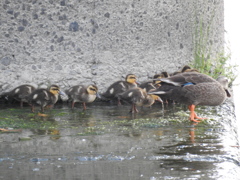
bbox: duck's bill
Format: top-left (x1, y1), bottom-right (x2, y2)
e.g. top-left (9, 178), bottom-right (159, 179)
top-left (148, 91), bottom-right (166, 95)
top-left (59, 91), bottom-right (69, 101)
top-left (96, 92), bottom-right (102, 99)
top-left (225, 89), bottom-right (231, 97)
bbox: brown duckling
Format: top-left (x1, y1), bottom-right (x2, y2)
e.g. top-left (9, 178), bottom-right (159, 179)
top-left (101, 74), bottom-right (138, 105)
top-left (153, 72), bottom-right (170, 88)
top-left (28, 85), bottom-right (64, 113)
top-left (66, 84), bottom-right (99, 110)
top-left (138, 72), bottom-right (169, 94)
top-left (118, 87), bottom-right (163, 113)
top-left (171, 65), bottom-right (199, 76)
top-left (149, 72), bottom-right (231, 122)
top-left (151, 72), bottom-right (170, 103)
top-left (138, 82), bottom-right (156, 92)
top-left (3, 84), bottom-right (36, 107)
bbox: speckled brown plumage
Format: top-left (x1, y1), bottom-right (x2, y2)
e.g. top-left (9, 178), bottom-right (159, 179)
top-left (66, 84), bottom-right (98, 110)
top-left (3, 84), bottom-right (36, 107)
top-left (28, 85), bottom-right (62, 113)
top-left (101, 74), bottom-right (138, 105)
top-left (118, 87), bottom-right (162, 113)
top-left (138, 82), bottom-right (156, 92)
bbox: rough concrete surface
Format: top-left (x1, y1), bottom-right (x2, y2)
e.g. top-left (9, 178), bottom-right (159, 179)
top-left (0, 0), bottom-right (224, 93)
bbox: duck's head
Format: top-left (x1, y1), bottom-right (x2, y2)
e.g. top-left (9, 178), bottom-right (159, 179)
top-left (49, 85), bottom-right (66, 97)
top-left (181, 65), bottom-right (192, 72)
top-left (153, 72), bottom-right (169, 86)
top-left (87, 84), bottom-right (98, 95)
top-left (216, 76), bottom-right (231, 97)
top-left (126, 74), bottom-right (138, 84)
top-left (49, 85), bottom-right (61, 95)
top-left (153, 74), bottom-right (162, 86)
top-left (181, 65), bottom-right (199, 73)
top-left (161, 71), bottom-right (170, 78)
top-left (184, 68), bottom-right (199, 73)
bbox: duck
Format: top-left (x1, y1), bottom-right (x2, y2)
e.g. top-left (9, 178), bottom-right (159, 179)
top-left (138, 72), bottom-right (169, 92)
top-left (65, 84), bottom-right (99, 110)
top-left (182, 65), bottom-right (199, 73)
top-left (28, 84), bottom-right (64, 113)
top-left (118, 87), bottom-right (163, 113)
top-left (151, 72), bottom-right (171, 103)
top-left (101, 74), bottom-right (138, 105)
top-left (138, 82), bottom-right (156, 92)
top-left (171, 65), bottom-right (199, 76)
top-left (2, 84), bottom-right (36, 107)
top-left (152, 72), bottom-right (170, 88)
top-left (149, 72), bottom-right (231, 122)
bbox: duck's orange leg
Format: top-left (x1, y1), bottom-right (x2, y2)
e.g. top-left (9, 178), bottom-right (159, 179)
top-left (31, 105), bottom-right (35, 112)
top-left (130, 104), bottom-right (138, 113)
top-left (188, 105), bottom-right (207, 122)
top-left (83, 102), bottom-right (87, 110)
top-left (71, 102), bottom-right (75, 109)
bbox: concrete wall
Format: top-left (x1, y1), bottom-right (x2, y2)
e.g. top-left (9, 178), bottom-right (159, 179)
top-left (0, 0), bottom-right (224, 93)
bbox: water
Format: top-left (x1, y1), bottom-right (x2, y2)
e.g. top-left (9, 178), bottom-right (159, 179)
top-left (0, 99), bottom-right (239, 180)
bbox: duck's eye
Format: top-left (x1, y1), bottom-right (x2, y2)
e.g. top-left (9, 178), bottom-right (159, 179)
top-left (90, 88), bottom-right (96, 91)
top-left (52, 88), bottom-right (59, 91)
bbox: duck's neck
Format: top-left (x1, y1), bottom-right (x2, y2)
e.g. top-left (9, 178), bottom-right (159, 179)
top-left (52, 94), bottom-right (59, 104)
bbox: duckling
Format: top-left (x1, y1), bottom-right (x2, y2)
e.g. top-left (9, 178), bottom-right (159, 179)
top-left (138, 72), bottom-right (169, 93)
top-left (181, 65), bottom-right (192, 73)
top-left (151, 72), bottom-right (171, 104)
top-left (28, 85), bottom-right (64, 113)
top-left (101, 74), bottom-right (138, 105)
top-left (3, 84), bottom-right (36, 107)
top-left (184, 68), bottom-right (199, 73)
top-left (118, 87), bottom-right (163, 113)
top-left (66, 84), bottom-right (99, 110)
top-left (138, 82), bottom-right (156, 92)
top-left (153, 72), bottom-right (170, 88)
top-left (170, 65), bottom-right (198, 76)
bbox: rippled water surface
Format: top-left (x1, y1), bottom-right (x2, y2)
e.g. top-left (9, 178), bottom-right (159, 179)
top-left (0, 99), bottom-right (239, 180)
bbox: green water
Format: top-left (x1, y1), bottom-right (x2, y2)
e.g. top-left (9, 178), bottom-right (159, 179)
top-left (0, 100), bottom-right (239, 180)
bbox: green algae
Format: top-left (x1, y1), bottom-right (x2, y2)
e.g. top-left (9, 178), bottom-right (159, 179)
top-left (0, 108), bottom-right (58, 130)
top-left (0, 103), bottom-right (223, 136)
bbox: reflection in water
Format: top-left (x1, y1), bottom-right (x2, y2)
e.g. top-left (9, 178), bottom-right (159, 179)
top-left (0, 101), bottom-right (239, 180)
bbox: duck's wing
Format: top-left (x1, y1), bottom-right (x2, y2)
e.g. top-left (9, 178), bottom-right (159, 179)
top-left (160, 72), bottom-right (216, 86)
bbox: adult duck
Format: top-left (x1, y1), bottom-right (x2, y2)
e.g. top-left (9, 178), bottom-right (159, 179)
top-left (149, 72), bottom-right (231, 122)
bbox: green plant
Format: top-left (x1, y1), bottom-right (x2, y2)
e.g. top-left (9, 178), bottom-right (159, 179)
top-left (192, 9), bottom-right (238, 86)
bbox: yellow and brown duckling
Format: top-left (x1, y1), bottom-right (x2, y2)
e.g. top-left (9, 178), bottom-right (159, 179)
top-left (101, 74), bottom-right (138, 105)
top-left (118, 87), bottom-right (163, 113)
top-left (3, 84), bottom-right (36, 107)
top-left (138, 82), bottom-right (156, 92)
top-left (28, 84), bottom-right (64, 113)
top-left (171, 65), bottom-right (199, 76)
top-left (66, 84), bottom-right (99, 110)
top-left (138, 72), bottom-right (169, 94)
top-left (153, 72), bottom-right (170, 88)
top-left (151, 72), bottom-right (170, 104)
top-left (182, 65), bottom-right (199, 73)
